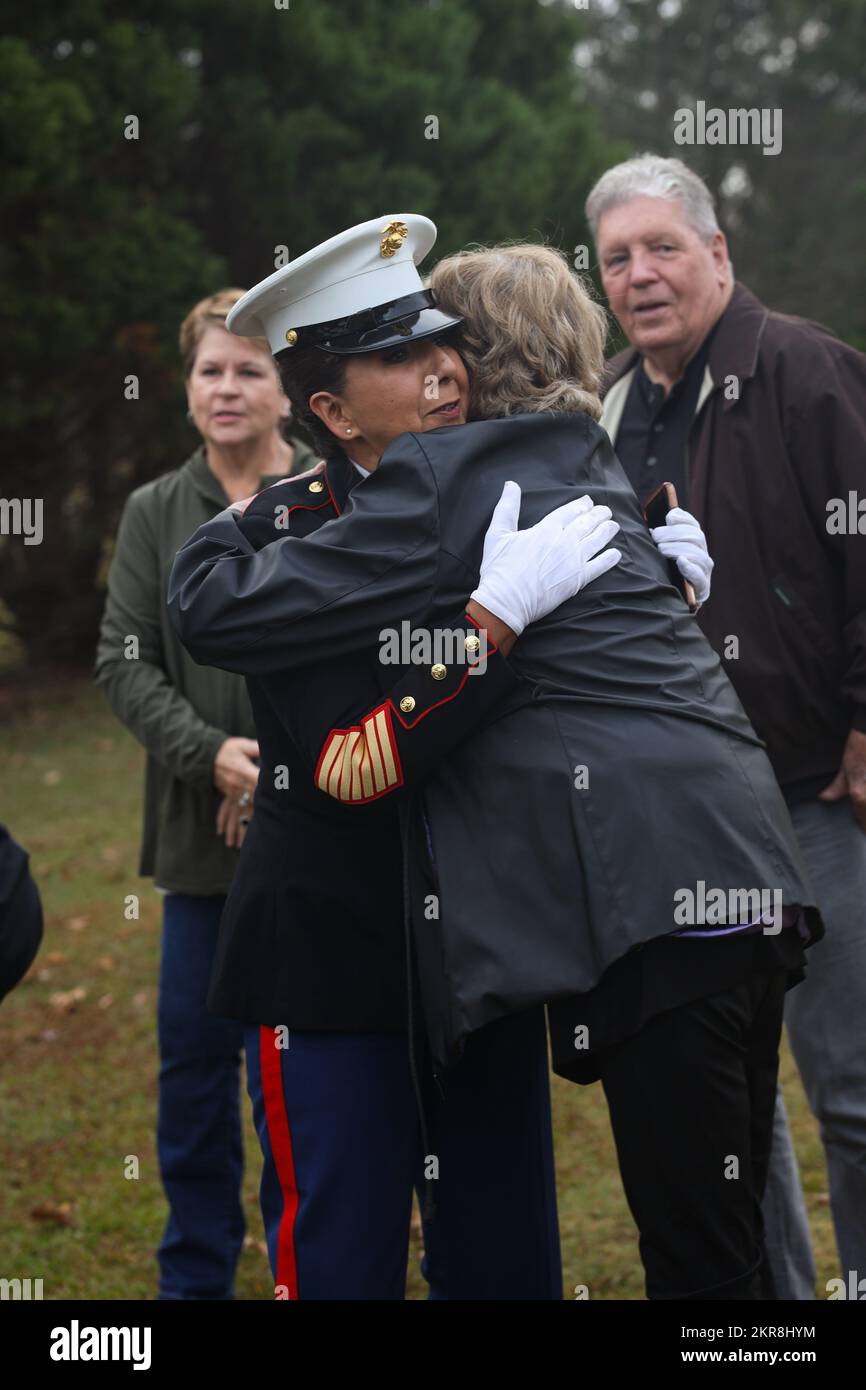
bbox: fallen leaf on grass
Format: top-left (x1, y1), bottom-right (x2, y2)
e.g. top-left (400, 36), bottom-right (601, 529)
top-left (46, 952), bottom-right (68, 965)
top-left (30, 1201), bottom-right (75, 1226)
top-left (131, 991), bottom-right (148, 1009)
top-left (97, 994), bottom-right (115, 1010)
top-left (64, 916), bottom-right (89, 933)
top-left (42, 769), bottom-right (62, 786)
top-left (95, 955), bottom-right (115, 972)
top-left (49, 987), bottom-right (87, 1013)
top-left (101, 847), bottom-right (120, 865)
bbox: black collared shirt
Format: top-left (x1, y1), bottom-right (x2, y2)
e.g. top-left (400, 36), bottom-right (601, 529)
top-left (615, 334), bottom-right (713, 508)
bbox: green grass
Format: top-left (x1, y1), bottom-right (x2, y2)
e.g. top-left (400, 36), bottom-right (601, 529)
top-left (0, 678), bottom-right (837, 1299)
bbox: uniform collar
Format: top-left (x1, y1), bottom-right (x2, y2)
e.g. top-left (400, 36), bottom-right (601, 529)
top-left (323, 451), bottom-right (365, 513)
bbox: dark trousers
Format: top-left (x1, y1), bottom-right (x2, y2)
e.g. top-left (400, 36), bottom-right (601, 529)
top-left (245, 1005), bottom-right (561, 1299)
top-left (157, 893), bottom-right (246, 1299)
top-left (599, 969), bottom-right (786, 1300)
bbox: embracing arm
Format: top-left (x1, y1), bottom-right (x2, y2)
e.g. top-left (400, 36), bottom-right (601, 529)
top-left (293, 606), bottom-right (529, 803)
top-left (169, 427), bottom-right (622, 796)
top-left (167, 440), bottom-right (440, 675)
top-left (286, 486), bottom-right (623, 803)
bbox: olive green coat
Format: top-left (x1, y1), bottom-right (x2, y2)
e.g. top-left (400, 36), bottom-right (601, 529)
top-left (94, 438), bottom-right (317, 894)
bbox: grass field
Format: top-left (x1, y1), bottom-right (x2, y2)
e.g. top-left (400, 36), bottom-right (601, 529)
top-left (0, 676), bottom-right (837, 1300)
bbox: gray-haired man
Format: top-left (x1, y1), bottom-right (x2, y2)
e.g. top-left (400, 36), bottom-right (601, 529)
top-left (587, 153), bottom-right (866, 1300)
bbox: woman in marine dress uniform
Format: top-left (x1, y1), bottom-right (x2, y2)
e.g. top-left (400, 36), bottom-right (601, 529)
top-left (170, 217), bottom-right (817, 1299)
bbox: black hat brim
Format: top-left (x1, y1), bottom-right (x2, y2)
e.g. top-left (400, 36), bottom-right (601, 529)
top-left (317, 307), bottom-right (463, 355)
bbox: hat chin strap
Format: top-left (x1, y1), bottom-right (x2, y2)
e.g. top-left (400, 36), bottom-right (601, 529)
top-left (279, 290), bottom-right (437, 353)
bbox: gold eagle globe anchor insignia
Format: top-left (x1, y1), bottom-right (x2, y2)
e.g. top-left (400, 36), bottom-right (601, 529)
top-left (379, 220), bottom-right (409, 258)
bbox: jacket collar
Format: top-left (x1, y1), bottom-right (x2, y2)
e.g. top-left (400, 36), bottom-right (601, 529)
top-left (323, 450), bottom-right (364, 514)
top-left (602, 282), bottom-right (770, 419)
top-left (182, 437), bottom-right (318, 509)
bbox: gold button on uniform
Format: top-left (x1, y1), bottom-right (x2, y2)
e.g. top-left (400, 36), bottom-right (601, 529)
top-left (431, 664), bottom-right (447, 680)
top-left (400, 696), bottom-right (416, 713)
top-left (464, 635), bottom-right (481, 654)
top-left (308, 479), bottom-right (325, 493)
top-left (285, 329), bottom-right (298, 346)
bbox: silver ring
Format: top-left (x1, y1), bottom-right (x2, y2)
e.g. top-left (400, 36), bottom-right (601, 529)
top-left (239, 815), bottom-right (251, 827)
top-left (239, 792), bottom-right (251, 807)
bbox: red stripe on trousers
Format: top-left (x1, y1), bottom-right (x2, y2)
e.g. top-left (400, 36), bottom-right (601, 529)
top-left (259, 1025), bottom-right (300, 1299)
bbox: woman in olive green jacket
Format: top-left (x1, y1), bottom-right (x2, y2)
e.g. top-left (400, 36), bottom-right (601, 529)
top-left (94, 288), bottom-right (315, 1300)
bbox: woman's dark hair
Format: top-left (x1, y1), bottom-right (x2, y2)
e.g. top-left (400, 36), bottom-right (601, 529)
top-left (275, 346), bottom-right (348, 458)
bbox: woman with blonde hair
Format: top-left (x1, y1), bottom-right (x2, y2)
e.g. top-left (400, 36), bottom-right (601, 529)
top-left (430, 241), bottom-right (608, 421)
top-left (170, 220), bottom-right (819, 1300)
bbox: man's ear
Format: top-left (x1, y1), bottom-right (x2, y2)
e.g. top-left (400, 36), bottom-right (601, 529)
top-left (710, 230), bottom-right (731, 285)
top-left (309, 391), bottom-right (352, 442)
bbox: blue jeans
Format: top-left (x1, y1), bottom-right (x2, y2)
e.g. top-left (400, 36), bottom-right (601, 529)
top-left (156, 893), bottom-right (245, 1299)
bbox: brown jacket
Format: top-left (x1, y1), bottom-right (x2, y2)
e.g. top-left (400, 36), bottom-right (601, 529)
top-left (601, 282), bottom-right (866, 787)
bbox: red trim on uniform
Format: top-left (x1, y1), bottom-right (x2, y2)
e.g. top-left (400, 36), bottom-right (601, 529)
top-left (388, 614), bottom-right (499, 729)
top-left (313, 735), bottom-right (332, 791)
top-left (312, 614), bottom-right (502, 801)
top-left (375, 700), bottom-right (401, 774)
top-left (322, 464), bottom-right (342, 516)
top-left (259, 1025), bottom-right (300, 1299)
top-left (313, 704), bottom-right (405, 804)
top-left (233, 461), bottom-right (334, 519)
top-left (389, 671), bottom-right (470, 730)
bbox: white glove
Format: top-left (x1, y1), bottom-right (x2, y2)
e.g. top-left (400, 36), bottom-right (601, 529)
top-left (470, 481), bottom-right (622, 636)
top-left (650, 506), bottom-right (714, 608)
